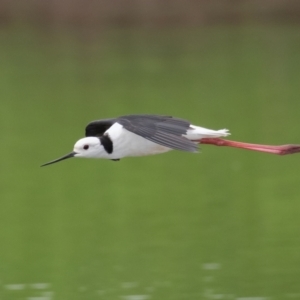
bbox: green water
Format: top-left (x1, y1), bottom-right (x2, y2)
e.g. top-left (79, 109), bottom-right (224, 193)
top-left (1, 25), bottom-right (300, 300)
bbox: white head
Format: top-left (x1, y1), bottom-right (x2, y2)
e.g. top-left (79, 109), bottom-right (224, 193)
top-left (73, 137), bottom-right (102, 158)
top-left (41, 137), bottom-right (106, 167)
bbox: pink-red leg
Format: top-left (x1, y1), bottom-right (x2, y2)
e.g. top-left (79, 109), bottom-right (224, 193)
top-left (195, 138), bottom-right (300, 155)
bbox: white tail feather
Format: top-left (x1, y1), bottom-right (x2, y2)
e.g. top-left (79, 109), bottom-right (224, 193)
top-left (185, 125), bottom-right (230, 140)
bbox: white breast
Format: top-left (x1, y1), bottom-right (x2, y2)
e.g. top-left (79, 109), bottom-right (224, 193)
top-left (105, 123), bottom-right (171, 159)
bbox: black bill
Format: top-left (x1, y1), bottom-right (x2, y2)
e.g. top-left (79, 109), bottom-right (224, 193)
top-left (41, 151), bottom-right (76, 167)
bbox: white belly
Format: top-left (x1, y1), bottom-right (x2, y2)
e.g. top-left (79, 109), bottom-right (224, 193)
top-left (104, 124), bottom-right (171, 159)
top-left (113, 130), bottom-right (171, 158)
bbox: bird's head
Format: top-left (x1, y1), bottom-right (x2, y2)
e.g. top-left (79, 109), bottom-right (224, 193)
top-left (41, 137), bottom-right (102, 167)
top-left (73, 137), bottom-right (102, 158)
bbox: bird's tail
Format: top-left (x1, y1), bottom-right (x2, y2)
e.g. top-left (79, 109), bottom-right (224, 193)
top-left (186, 125), bottom-right (230, 140)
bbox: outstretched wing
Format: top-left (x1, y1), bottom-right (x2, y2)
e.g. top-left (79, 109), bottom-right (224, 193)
top-left (117, 114), bottom-right (198, 152)
top-left (85, 118), bottom-right (117, 137)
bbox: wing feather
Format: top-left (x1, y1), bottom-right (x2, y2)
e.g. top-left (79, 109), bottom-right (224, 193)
top-left (117, 114), bottom-right (198, 152)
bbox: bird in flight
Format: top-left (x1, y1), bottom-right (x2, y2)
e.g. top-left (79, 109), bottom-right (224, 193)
top-left (41, 114), bottom-right (300, 167)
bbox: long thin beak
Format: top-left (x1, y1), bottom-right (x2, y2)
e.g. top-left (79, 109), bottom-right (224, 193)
top-left (41, 151), bottom-right (76, 167)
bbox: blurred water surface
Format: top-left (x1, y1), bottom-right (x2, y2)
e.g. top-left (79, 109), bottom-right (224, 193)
top-left (1, 25), bottom-right (300, 300)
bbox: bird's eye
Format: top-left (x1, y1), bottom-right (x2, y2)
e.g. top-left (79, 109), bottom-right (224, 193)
top-left (83, 145), bottom-right (89, 150)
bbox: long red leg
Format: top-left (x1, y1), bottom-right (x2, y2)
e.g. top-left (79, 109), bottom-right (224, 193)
top-left (196, 138), bottom-right (300, 155)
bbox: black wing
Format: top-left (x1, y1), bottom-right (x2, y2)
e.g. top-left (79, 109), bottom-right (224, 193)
top-left (85, 118), bottom-right (117, 137)
top-left (117, 114), bottom-right (198, 152)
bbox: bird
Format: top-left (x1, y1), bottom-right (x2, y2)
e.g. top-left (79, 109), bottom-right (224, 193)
top-left (41, 114), bottom-right (300, 167)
